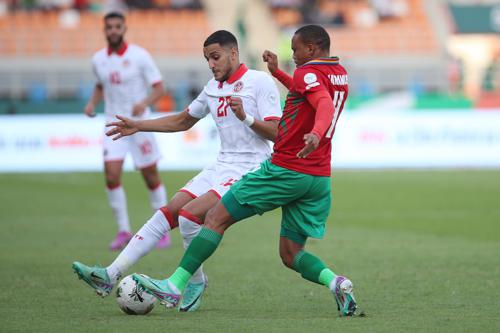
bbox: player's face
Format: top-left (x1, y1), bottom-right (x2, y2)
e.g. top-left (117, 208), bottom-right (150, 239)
top-left (203, 43), bottom-right (237, 82)
top-left (104, 17), bottom-right (126, 48)
top-left (291, 34), bottom-right (314, 67)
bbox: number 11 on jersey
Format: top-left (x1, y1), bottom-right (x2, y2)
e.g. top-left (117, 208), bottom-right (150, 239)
top-left (325, 91), bottom-right (345, 138)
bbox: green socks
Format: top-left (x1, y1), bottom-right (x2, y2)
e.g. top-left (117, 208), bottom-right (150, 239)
top-left (168, 267), bottom-right (192, 292)
top-left (170, 227), bottom-right (223, 291)
top-left (292, 250), bottom-right (337, 287)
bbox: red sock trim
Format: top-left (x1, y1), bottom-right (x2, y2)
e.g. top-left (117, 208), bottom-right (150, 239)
top-left (160, 206), bottom-right (178, 229)
top-left (148, 182), bottom-right (163, 191)
top-left (106, 183), bottom-right (121, 190)
top-left (179, 209), bottom-right (203, 225)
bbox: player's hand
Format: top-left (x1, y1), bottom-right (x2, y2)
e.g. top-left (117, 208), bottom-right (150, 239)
top-left (262, 50), bottom-right (279, 74)
top-left (84, 103), bottom-right (96, 118)
top-left (132, 101), bottom-right (147, 117)
top-left (228, 97), bottom-right (246, 121)
top-left (105, 115), bottom-right (139, 140)
top-left (297, 133), bottom-right (320, 158)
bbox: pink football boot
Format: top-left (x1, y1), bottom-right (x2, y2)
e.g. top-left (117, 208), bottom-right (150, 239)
top-left (156, 233), bottom-right (171, 249)
top-left (109, 231), bottom-right (133, 251)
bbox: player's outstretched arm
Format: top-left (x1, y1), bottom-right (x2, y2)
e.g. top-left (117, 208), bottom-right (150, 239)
top-left (262, 50), bottom-right (293, 90)
top-left (229, 97), bottom-right (279, 141)
top-left (106, 109), bottom-right (199, 140)
top-left (83, 84), bottom-right (103, 118)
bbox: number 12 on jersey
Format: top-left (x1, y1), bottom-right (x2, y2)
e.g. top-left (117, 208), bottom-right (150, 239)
top-left (325, 91), bottom-right (345, 138)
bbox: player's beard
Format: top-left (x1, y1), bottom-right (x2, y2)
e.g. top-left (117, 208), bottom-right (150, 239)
top-left (217, 59), bottom-right (234, 82)
top-left (107, 35), bottom-right (124, 50)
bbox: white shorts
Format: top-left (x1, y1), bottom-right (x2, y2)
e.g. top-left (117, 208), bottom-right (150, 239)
top-left (180, 160), bottom-right (261, 199)
top-left (103, 131), bottom-right (161, 169)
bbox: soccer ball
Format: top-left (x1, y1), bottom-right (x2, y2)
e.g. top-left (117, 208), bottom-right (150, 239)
top-left (116, 274), bottom-right (156, 315)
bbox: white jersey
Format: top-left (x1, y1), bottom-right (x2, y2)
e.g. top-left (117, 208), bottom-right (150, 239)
top-left (188, 64), bottom-right (282, 164)
top-left (92, 43), bottom-right (162, 120)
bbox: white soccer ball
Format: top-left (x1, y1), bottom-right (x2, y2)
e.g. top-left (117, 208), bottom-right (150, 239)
top-left (116, 274), bottom-right (157, 315)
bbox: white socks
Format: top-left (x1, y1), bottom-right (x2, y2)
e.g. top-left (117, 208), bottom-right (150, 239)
top-left (106, 185), bottom-right (130, 232)
top-left (179, 212), bottom-right (206, 284)
top-left (149, 183), bottom-right (167, 211)
top-left (106, 209), bottom-right (172, 283)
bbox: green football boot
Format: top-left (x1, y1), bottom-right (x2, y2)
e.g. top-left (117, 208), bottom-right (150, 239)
top-left (179, 280), bottom-right (207, 312)
top-left (72, 261), bottom-right (114, 297)
top-left (132, 273), bottom-right (181, 308)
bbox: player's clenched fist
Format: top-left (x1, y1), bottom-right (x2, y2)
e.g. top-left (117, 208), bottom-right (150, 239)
top-left (228, 96), bottom-right (246, 121)
top-left (262, 50), bottom-right (279, 74)
top-left (106, 115), bottom-right (139, 140)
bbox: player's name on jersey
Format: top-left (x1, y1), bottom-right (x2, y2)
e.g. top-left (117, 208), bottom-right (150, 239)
top-left (328, 74), bottom-right (348, 86)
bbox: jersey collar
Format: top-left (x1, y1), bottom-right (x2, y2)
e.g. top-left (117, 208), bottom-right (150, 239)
top-left (218, 63), bottom-right (248, 88)
top-left (302, 56), bottom-right (339, 66)
top-left (107, 42), bottom-right (128, 56)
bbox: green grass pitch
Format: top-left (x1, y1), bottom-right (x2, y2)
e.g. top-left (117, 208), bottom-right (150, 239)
top-left (1, 170), bottom-right (499, 332)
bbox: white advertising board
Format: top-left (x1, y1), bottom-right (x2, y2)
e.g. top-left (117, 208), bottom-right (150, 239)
top-left (332, 111), bottom-right (500, 168)
top-left (1, 111), bottom-right (499, 172)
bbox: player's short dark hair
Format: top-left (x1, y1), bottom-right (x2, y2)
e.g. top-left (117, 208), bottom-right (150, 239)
top-left (104, 12), bottom-right (125, 22)
top-left (294, 25), bottom-right (330, 51)
top-left (203, 30), bottom-right (238, 49)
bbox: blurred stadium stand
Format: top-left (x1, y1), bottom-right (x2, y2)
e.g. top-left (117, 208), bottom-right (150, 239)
top-left (0, 0), bottom-right (498, 114)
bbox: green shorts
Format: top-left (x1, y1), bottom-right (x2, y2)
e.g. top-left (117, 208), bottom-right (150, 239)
top-left (221, 159), bottom-right (331, 244)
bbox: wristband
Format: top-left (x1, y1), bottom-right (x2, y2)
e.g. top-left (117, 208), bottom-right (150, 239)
top-left (242, 114), bottom-right (255, 126)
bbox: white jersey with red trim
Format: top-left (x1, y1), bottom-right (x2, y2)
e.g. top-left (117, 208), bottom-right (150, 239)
top-left (92, 43), bottom-right (162, 120)
top-left (188, 64), bottom-right (282, 164)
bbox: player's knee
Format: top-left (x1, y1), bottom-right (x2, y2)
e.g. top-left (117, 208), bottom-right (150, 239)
top-left (204, 207), bottom-right (228, 234)
top-left (105, 178), bottom-right (120, 188)
top-left (143, 173), bottom-right (160, 189)
top-left (105, 171), bottom-right (121, 186)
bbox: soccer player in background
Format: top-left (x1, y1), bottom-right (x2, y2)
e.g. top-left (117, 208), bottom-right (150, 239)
top-left (133, 25), bottom-right (361, 317)
top-left (73, 30), bottom-right (282, 312)
top-left (84, 12), bottom-right (170, 251)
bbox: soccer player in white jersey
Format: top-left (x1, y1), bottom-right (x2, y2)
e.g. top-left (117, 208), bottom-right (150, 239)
top-left (84, 12), bottom-right (170, 251)
top-left (73, 30), bottom-right (282, 312)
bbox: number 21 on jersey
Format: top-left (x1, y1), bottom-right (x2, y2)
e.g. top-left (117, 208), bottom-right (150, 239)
top-left (217, 96), bottom-right (231, 117)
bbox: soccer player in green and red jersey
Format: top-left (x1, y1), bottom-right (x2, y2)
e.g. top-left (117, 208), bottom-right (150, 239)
top-left (133, 25), bottom-right (360, 317)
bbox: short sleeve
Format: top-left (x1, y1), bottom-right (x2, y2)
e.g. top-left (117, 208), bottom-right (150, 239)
top-left (140, 50), bottom-right (163, 86)
top-left (293, 67), bottom-right (327, 95)
top-left (187, 88), bottom-right (210, 119)
top-left (256, 73), bottom-right (282, 121)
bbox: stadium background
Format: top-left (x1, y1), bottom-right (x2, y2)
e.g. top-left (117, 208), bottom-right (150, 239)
top-left (0, 1), bottom-right (499, 332)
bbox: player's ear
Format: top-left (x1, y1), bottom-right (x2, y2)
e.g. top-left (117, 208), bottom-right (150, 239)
top-left (231, 46), bottom-right (238, 61)
top-left (307, 43), bottom-right (315, 56)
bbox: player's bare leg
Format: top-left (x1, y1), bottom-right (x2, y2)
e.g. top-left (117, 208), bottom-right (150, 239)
top-left (133, 201), bottom-right (235, 308)
top-left (280, 236), bottom-right (359, 317)
top-left (177, 191), bottom-right (220, 311)
top-left (140, 163), bottom-right (170, 248)
top-left (105, 160), bottom-right (132, 250)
